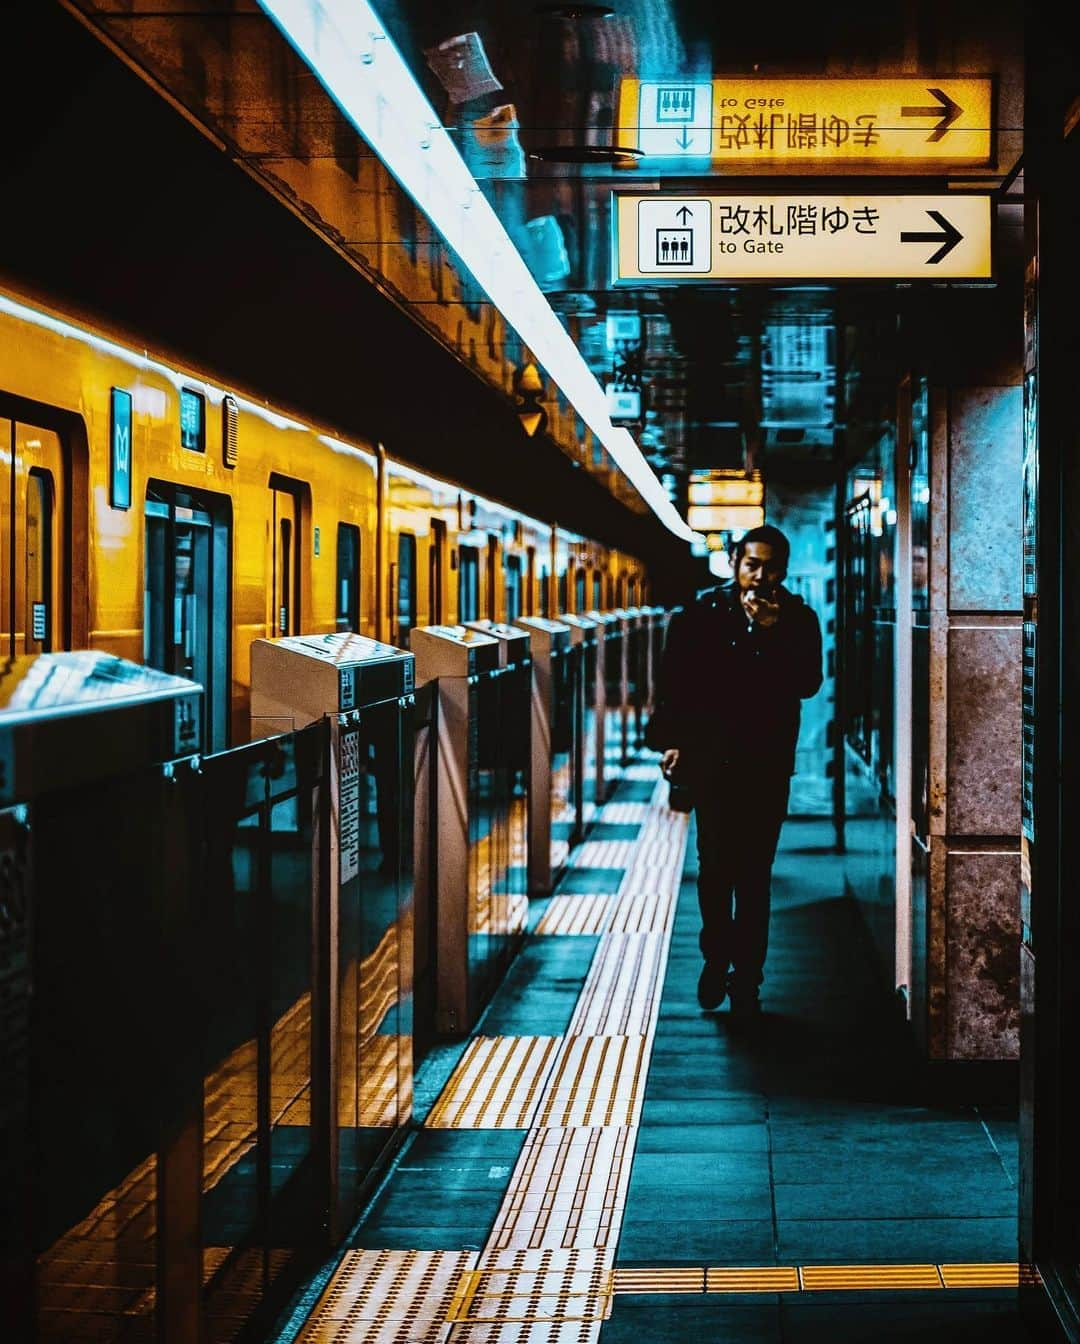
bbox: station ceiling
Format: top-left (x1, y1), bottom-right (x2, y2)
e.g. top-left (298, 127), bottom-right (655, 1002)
top-left (372, 0), bottom-right (1022, 503)
top-left (39, 0), bottom-right (1024, 535)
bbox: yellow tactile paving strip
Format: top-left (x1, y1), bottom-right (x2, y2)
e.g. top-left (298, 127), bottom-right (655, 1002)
top-left (426, 1036), bottom-right (562, 1130)
top-left (535, 894), bottom-right (614, 936)
top-left (489, 1128), bottom-right (635, 1252)
top-left (606, 887), bottom-right (676, 934)
top-left (296, 1249), bottom-right (478, 1344)
top-left (569, 840), bottom-right (637, 871)
top-left (606, 1263), bottom-right (1022, 1295)
top-left (566, 934), bottom-right (666, 1038)
top-left (534, 1035), bottom-right (650, 1129)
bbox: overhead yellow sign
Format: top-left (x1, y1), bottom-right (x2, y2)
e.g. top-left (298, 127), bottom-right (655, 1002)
top-left (614, 194), bottom-right (993, 282)
top-left (617, 78), bottom-right (993, 165)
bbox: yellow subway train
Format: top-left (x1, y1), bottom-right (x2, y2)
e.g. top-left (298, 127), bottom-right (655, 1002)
top-left (0, 283), bottom-right (649, 751)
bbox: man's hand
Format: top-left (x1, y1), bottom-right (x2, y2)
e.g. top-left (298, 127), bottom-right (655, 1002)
top-left (742, 587), bottom-right (781, 628)
top-left (661, 748), bottom-right (680, 776)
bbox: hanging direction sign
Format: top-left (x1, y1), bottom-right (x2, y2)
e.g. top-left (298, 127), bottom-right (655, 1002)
top-left (634, 80), bottom-right (714, 158)
top-left (613, 194), bottom-right (992, 282)
top-left (618, 77), bottom-right (993, 165)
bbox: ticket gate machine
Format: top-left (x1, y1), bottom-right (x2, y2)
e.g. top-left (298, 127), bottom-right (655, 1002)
top-left (560, 613), bottom-right (598, 835)
top-left (250, 631), bottom-right (416, 1233)
top-left (513, 616), bottom-right (572, 895)
top-left (464, 619), bottom-right (532, 925)
top-left (586, 611), bottom-right (618, 803)
top-left (410, 624), bottom-right (514, 1035)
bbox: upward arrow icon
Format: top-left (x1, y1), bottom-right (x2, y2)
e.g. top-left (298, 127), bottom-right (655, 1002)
top-left (675, 206), bottom-right (693, 224)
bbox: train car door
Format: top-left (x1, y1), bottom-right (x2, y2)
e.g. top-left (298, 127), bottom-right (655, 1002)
top-left (1, 417), bottom-right (68, 657)
top-left (144, 481), bottom-right (231, 753)
top-left (429, 518), bottom-right (446, 625)
top-left (270, 482), bottom-right (302, 638)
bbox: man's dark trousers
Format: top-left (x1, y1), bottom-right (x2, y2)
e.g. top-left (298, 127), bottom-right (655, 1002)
top-left (693, 769), bottom-right (791, 990)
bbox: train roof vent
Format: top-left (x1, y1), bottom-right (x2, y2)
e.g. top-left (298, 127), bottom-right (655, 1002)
top-left (222, 395), bottom-right (239, 468)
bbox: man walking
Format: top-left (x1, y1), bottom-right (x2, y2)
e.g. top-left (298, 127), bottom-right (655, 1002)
top-left (648, 525), bottom-right (822, 1017)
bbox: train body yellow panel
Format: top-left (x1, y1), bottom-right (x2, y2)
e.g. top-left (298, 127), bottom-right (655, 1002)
top-left (0, 284), bottom-right (647, 751)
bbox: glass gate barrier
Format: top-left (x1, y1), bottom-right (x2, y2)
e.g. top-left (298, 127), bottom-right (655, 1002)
top-left (560, 614), bottom-right (598, 839)
top-left (465, 620), bottom-right (531, 953)
top-left (250, 632), bottom-right (415, 1239)
top-left (411, 624), bottom-right (514, 1035)
top-left (512, 616), bottom-right (572, 895)
top-left (586, 611), bottom-right (618, 804)
top-left (0, 653), bottom-right (203, 1344)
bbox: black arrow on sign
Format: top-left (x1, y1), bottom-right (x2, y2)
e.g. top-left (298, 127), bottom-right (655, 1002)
top-left (900, 209), bottom-right (963, 264)
top-left (675, 129), bottom-right (694, 149)
top-left (675, 205), bottom-right (693, 223)
top-left (900, 87), bottom-right (963, 142)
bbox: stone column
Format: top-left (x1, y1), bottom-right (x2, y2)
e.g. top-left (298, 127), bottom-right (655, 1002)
top-left (926, 378), bottom-right (1023, 1059)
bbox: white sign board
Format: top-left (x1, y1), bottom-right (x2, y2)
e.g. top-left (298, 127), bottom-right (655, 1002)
top-left (614, 194), bottom-right (992, 282)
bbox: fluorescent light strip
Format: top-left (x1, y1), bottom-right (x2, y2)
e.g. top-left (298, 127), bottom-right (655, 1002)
top-left (256, 0), bottom-right (698, 544)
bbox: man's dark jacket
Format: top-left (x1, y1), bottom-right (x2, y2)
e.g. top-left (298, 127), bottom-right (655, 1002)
top-left (646, 582), bottom-right (823, 780)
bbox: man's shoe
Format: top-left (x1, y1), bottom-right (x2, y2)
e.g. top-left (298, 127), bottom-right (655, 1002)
top-left (697, 962), bottom-right (728, 1010)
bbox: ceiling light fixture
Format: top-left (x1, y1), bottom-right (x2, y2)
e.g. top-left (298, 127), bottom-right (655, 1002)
top-left (257, 0), bottom-right (696, 543)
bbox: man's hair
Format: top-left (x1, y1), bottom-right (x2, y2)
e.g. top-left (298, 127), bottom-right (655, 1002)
top-left (732, 524), bottom-right (791, 575)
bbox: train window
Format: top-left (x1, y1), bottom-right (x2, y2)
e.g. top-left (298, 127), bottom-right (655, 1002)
top-left (486, 536), bottom-right (498, 621)
top-left (336, 523), bottom-right (361, 632)
top-left (145, 481), bottom-right (231, 753)
top-left (628, 576), bottom-right (638, 606)
top-left (429, 519), bottom-right (446, 624)
top-left (526, 547), bottom-right (536, 615)
top-left (593, 570), bottom-right (602, 611)
top-left (179, 388), bottom-right (206, 453)
top-left (575, 567), bottom-right (587, 613)
top-left (505, 555), bottom-right (522, 622)
top-left (606, 576), bottom-right (615, 608)
top-left (396, 532), bottom-right (417, 648)
top-left (458, 545), bottom-right (480, 623)
top-left (540, 571), bottom-right (551, 618)
top-left (558, 570), bottom-right (568, 615)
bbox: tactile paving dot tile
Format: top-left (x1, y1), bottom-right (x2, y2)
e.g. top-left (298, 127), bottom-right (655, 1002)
top-left (298, 1249), bottom-right (478, 1344)
top-left (426, 1037), bottom-right (562, 1129)
top-left (489, 1127), bottom-right (635, 1251)
top-left (448, 1247), bottom-right (613, 1327)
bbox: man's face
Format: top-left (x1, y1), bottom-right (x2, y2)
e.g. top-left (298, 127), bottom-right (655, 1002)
top-left (736, 541), bottom-right (785, 595)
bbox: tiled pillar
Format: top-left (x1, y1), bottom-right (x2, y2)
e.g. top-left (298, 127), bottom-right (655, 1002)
top-left (927, 385), bottom-right (1023, 1059)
